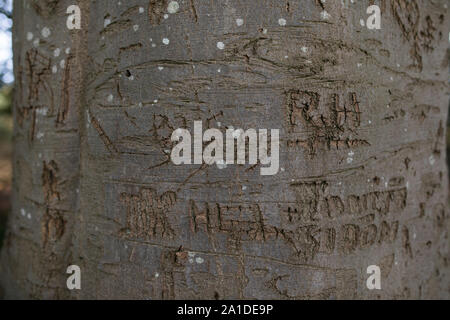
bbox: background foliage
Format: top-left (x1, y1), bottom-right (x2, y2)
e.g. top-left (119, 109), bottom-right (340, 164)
top-left (0, 0), bottom-right (11, 249)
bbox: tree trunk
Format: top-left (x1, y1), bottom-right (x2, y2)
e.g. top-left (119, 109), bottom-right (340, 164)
top-left (1, 0), bottom-right (449, 299)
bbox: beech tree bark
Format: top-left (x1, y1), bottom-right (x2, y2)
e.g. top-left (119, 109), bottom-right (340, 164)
top-left (0, 0), bottom-right (449, 299)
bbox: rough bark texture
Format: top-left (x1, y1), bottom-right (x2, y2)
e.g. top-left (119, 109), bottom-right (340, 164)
top-left (0, 0), bottom-right (449, 299)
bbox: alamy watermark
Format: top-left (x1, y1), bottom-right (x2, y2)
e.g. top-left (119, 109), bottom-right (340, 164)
top-left (366, 265), bottom-right (381, 290)
top-left (66, 5), bottom-right (81, 30)
top-left (64, 3), bottom-right (381, 31)
top-left (170, 121), bottom-right (280, 176)
top-left (66, 265), bottom-right (81, 290)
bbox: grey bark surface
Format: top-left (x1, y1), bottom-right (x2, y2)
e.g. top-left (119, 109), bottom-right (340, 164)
top-left (0, 0), bottom-right (449, 299)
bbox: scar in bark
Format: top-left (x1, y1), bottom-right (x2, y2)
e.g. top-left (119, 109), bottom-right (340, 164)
top-left (89, 113), bottom-right (119, 154)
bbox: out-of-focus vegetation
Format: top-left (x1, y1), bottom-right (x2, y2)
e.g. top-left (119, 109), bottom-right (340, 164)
top-left (0, 0), bottom-right (11, 250)
top-left (0, 84), bottom-right (11, 249)
top-left (0, 84), bottom-right (12, 143)
top-left (0, 84), bottom-right (11, 111)
top-left (0, 85), bottom-right (12, 249)
top-left (0, 84), bottom-right (12, 141)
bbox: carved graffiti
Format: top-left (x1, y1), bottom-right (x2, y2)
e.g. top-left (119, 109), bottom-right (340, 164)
top-left (120, 188), bottom-right (177, 240)
top-left (286, 90), bottom-right (368, 155)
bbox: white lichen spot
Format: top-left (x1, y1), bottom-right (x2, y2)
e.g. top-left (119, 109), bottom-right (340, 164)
top-left (162, 37), bottom-right (170, 45)
top-left (195, 257), bottom-right (204, 264)
top-left (164, 14), bottom-right (169, 19)
top-left (104, 18), bottom-right (111, 28)
top-left (167, 1), bottom-right (180, 14)
top-left (347, 151), bottom-right (354, 164)
top-left (37, 108), bottom-right (48, 116)
top-left (216, 159), bottom-right (227, 169)
top-left (320, 10), bottom-right (331, 20)
top-left (139, 7), bottom-right (144, 13)
top-left (53, 48), bottom-right (61, 57)
top-left (33, 38), bottom-right (40, 47)
top-left (188, 251), bottom-right (195, 258)
top-left (236, 18), bottom-right (244, 26)
top-left (60, 59), bottom-right (65, 68)
top-left (65, 47), bottom-right (71, 54)
top-left (429, 155), bottom-right (435, 166)
top-left (217, 68), bottom-right (221, 73)
top-left (155, 272), bottom-right (159, 278)
top-left (52, 65), bottom-right (57, 74)
top-left (26, 32), bottom-right (33, 41)
top-left (41, 27), bottom-right (51, 38)
top-left (301, 46), bottom-right (308, 53)
top-left (20, 208), bottom-right (26, 216)
top-left (133, 24), bottom-right (139, 32)
top-left (153, 99), bottom-right (158, 103)
top-left (242, 185), bottom-right (247, 191)
top-left (27, 213), bottom-right (32, 220)
top-left (262, 28), bottom-right (268, 34)
top-left (360, 19), bottom-right (365, 27)
top-left (158, 66), bottom-right (164, 71)
top-left (217, 41), bottom-right (225, 50)
top-left (357, 63), bottom-right (362, 68)
top-left (107, 94), bottom-right (114, 102)
top-left (278, 18), bottom-right (287, 26)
